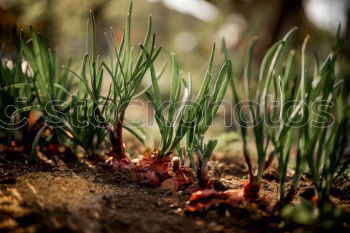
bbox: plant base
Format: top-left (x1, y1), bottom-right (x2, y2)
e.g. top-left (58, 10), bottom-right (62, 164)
top-left (243, 180), bottom-right (260, 200)
top-left (135, 150), bottom-right (194, 189)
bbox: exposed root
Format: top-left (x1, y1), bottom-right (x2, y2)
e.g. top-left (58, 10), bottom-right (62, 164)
top-left (135, 150), bottom-right (171, 186)
top-left (161, 166), bottom-right (194, 191)
top-left (135, 151), bottom-right (194, 189)
top-left (185, 181), bottom-right (271, 215)
top-left (108, 149), bottom-right (135, 171)
top-left (46, 143), bottom-right (60, 156)
top-left (243, 180), bottom-right (260, 200)
top-left (185, 188), bottom-right (244, 215)
top-left (112, 157), bottom-right (135, 171)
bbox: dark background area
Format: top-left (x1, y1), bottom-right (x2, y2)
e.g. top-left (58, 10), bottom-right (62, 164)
top-left (1, 0), bottom-right (349, 101)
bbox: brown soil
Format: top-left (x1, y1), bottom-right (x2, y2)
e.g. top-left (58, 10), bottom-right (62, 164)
top-left (1, 151), bottom-right (349, 233)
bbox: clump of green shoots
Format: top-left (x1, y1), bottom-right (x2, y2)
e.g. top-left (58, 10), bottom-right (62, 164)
top-left (181, 45), bottom-right (229, 188)
top-left (147, 46), bottom-right (229, 159)
top-left (281, 35), bottom-right (349, 225)
top-left (146, 53), bottom-right (190, 158)
top-left (297, 32), bottom-right (349, 207)
top-left (133, 53), bottom-right (191, 186)
top-left (269, 30), bottom-right (349, 210)
top-left (11, 26), bottom-right (81, 159)
top-left (267, 37), bottom-right (307, 208)
top-left (228, 27), bottom-right (297, 199)
top-left (2, 3), bottom-right (159, 163)
top-left (0, 27), bottom-right (35, 147)
top-left (186, 29), bottom-right (349, 216)
top-left (67, 3), bottom-right (160, 169)
top-left (143, 45), bottom-right (229, 188)
top-left (18, 23), bottom-right (118, 159)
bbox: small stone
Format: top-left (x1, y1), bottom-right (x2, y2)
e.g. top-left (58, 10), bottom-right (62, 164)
top-left (209, 221), bottom-right (217, 228)
top-left (196, 220), bottom-right (205, 226)
top-left (213, 225), bottom-right (224, 232)
top-left (160, 179), bottom-right (178, 193)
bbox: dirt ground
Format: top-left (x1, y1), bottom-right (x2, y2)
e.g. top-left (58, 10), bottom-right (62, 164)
top-left (1, 148), bottom-right (350, 233)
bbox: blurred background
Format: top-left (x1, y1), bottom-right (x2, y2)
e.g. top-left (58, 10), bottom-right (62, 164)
top-left (1, 0), bottom-right (349, 76)
top-left (1, 1), bottom-right (349, 62)
top-left (1, 0), bottom-right (349, 148)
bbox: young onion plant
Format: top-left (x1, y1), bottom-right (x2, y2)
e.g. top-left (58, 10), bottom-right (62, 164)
top-left (18, 27), bottom-right (88, 159)
top-left (297, 33), bottom-right (349, 207)
top-left (0, 28), bottom-right (35, 147)
top-left (146, 46), bottom-right (229, 188)
top-left (63, 12), bottom-right (119, 157)
top-left (254, 30), bottom-right (348, 209)
top-left (67, 3), bottom-right (161, 170)
top-left (148, 45), bottom-right (229, 157)
top-left (181, 46), bottom-right (229, 188)
top-left (227, 28), bottom-right (297, 199)
top-left (268, 40), bottom-right (306, 208)
top-left (146, 53), bottom-right (190, 158)
top-left (184, 136), bottom-right (218, 189)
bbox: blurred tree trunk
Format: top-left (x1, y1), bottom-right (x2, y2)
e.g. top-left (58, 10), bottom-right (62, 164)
top-left (255, 0), bottom-right (308, 59)
top-left (345, 6), bottom-right (350, 55)
top-left (0, 8), bottom-right (20, 52)
top-left (342, 6), bottom-right (350, 95)
top-left (208, 0), bottom-right (310, 59)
